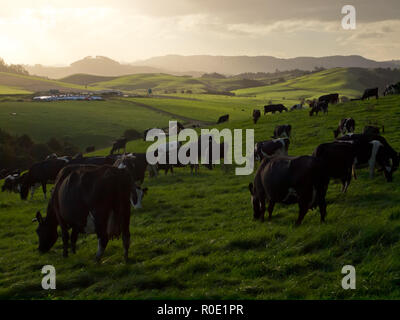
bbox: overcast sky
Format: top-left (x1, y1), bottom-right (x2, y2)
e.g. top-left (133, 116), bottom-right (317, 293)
top-left (1, 0), bottom-right (400, 65)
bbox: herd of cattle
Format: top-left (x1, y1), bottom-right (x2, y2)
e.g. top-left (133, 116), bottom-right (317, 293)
top-left (0, 86), bottom-right (398, 262)
top-left (250, 116), bottom-right (398, 225)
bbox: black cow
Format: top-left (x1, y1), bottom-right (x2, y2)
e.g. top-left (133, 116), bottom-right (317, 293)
top-left (254, 138), bottom-right (290, 161)
top-left (337, 134), bottom-right (398, 181)
top-left (253, 109), bottom-right (261, 124)
top-left (309, 101), bottom-right (328, 116)
top-left (20, 159), bottom-right (69, 200)
top-left (86, 146), bottom-right (95, 153)
top-left (249, 156), bottom-right (329, 225)
top-left (264, 104), bottom-right (287, 115)
top-left (362, 88), bottom-right (379, 100)
top-left (313, 142), bottom-right (357, 192)
top-left (110, 138), bottom-right (127, 155)
top-left (69, 156), bottom-right (115, 166)
top-left (319, 93), bottom-right (339, 105)
top-left (273, 125), bottom-right (292, 139)
top-left (333, 118), bottom-right (355, 138)
top-left (217, 114), bottom-right (229, 124)
top-left (33, 165), bottom-right (134, 262)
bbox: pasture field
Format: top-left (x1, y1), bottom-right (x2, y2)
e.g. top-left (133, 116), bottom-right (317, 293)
top-left (0, 99), bottom-right (175, 149)
top-left (1, 95), bottom-right (400, 299)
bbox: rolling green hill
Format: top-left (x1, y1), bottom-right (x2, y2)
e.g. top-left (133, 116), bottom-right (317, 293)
top-left (1, 95), bottom-right (400, 299)
top-left (234, 68), bottom-right (400, 105)
top-left (60, 74), bottom-right (118, 86)
top-left (0, 72), bottom-right (93, 94)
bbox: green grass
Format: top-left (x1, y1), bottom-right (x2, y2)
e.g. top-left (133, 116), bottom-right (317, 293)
top-left (0, 99), bottom-right (175, 149)
top-left (1, 95), bottom-right (400, 299)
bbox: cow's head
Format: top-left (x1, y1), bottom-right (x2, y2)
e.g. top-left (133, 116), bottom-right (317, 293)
top-left (33, 211), bottom-right (58, 253)
top-left (130, 186), bottom-right (148, 209)
top-left (248, 183), bottom-right (261, 220)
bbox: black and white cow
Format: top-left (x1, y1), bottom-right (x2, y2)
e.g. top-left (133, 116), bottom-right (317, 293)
top-left (254, 138), bottom-right (290, 161)
top-left (333, 118), bottom-right (355, 138)
top-left (336, 134), bottom-right (398, 181)
top-left (273, 125), bottom-right (292, 139)
top-left (2, 172), bottom-right (25, 193)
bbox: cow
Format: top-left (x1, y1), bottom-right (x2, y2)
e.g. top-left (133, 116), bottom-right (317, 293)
top-left (248, 156), bottom-right (329, 225)
top-left (254, 138), bottom-right (290, 161)
top-left (86, 146), bottom-right (95, 153)
top-left (362, 88), bottom-right (379, 100)
top-left (32, 165), bottom-right (134, 262)
top-left (20, 159), bottom-right (69, 200)
top-left (384, 83), bottom-right (400, 96)
top-left (114, 153), bottom-right (156, 185)
top-left (252, 109), bottom-right (261, 124)
top-left (264, 104), bottom-right (287, 115)
top-left (1, 172), bottom-right (25, 193)
top-left (309, 101), bottom-right (328, 116)
top-left (110, 138), bottom-right (127, 155)
top-left (217, 114), bottom-right (229, 124)
top-left (333, 118), bottom-right (355, 138)
top-left (313, 142), bottom-right (357, 192)
top-left (273, 125), bottom-right (291, 139)
top-left (319, 93), bottom-right (339, 105)
top-left (336, 134), bottom-right (398, 181)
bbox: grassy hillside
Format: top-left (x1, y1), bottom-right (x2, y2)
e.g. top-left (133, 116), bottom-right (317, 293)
top-left (0, 99), bottom-right (175, 149)
top-left (1, 95), bottom-right (400, 299)
top-left (60, 74), bottom-right (118, 86)
top-left (0, 72), bottom-right (93, 94)
top-left (234, 68), bottom-right (400, 105)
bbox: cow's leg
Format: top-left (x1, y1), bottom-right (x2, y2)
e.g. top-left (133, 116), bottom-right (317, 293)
top-left (295, 202), bottom-right (309, 226)
top-left (96, 236), bottom-right (109, 263)
top-left (30, 184), bottom-right (39, 200)
top-left (61, 228), bottom-right (69, 258)
top-left (42, 182), bottom-right (47, 200)
top-left (259, 198), bottom-right (266, 222)
top-left (71, 228), bottom-right (79, 254)
top-left (319, 198), bottom-right (327, 223)
top-left (267, 201), bottom-right (275, 221)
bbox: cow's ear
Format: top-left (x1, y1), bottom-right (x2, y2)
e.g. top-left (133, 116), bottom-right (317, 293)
top-left (248, 183), bottom-right (254, 195)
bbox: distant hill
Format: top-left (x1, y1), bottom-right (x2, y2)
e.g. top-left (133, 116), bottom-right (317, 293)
top-left (24, 56), bottom-right (203, 79)
top-left (133, 54), bottom-right (399, 75)
top-left (60, 74), bottom-right (118, 86)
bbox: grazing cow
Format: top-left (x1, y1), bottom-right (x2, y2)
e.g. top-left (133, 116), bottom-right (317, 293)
top-left (20, 159), bottom-right (69, 200)
top-left (2, 172), bottom-right (25, 193)
top-left (217, 114), bottom-right (229, 124)
top-left (313, 142), bottom-right (357, 192)
top-left (384, 83), bottom-right (400, 96)
top-left (110, 138), bottom-right (127, 155)
top-left (362, 88), bottom-right (379, 100)
top-left (86, 146), bottom-right (95, 153)
top-left (252, 109), bottom-right (261, 124)
top-left (264, 104), bottom-right (287, 115)
top-left (309, 101), bottom-right (328, 116)
top-left (254, 138), bottom-right (290, 161)
top-left (33, 165), bottom-right (133, 262)
top-left (333, 118), bottom-right (356, 138)
top-left (337, 134), bottom-right (398, 181)
top-left (273, 125), bottom-right (292, 139)
top-left (248, 156), bottom-right (329, 225)
top-left (205, 141), bottom-right (230, 170)
top-left (319, 93), bottom-right (339, 105)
